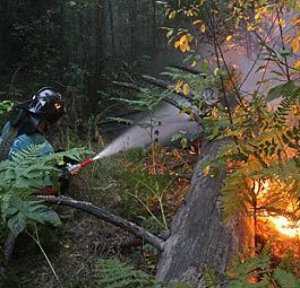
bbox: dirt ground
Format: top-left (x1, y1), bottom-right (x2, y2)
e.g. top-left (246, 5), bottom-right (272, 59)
top-left (3, 206), bottom-right (146, 288)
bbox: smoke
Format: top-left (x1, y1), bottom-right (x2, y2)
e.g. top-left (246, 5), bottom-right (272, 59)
top-left (220, 10), bottom-right (297, 103)
top-left (95, 10), bottom-right (297, 160)
top-left (94, 102), bottom-right (200, 160)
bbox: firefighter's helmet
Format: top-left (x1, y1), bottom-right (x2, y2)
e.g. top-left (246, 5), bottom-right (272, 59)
top-left (27, 87), bottom-right (65, 124)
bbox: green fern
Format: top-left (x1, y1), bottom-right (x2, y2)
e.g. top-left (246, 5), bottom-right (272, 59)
top-left (95, 259), bottom-right (159, 288)
top-left (0, 144), bottom-right (88, 237)
top-left (94, 259), bottom-right (191, 288)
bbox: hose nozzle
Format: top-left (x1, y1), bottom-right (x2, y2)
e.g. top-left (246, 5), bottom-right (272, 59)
top-left (67, 158), bottom-right (94, 175)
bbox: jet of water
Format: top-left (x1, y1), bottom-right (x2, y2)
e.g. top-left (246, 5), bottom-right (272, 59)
top-left (93, 101), bottom-right (201, 160)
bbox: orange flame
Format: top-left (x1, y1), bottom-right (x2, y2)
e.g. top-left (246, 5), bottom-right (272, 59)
top-left (268, 216), bottom-right (300, 238)
top-left (256, 179), bottom-right (300, 239)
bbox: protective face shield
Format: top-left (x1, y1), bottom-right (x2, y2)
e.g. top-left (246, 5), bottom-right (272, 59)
top-left (27, 87), bottom-right (65, 125)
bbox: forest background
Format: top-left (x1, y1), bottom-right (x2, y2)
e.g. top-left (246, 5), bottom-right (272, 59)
top-left (1, 1), bottom-right (300, 288)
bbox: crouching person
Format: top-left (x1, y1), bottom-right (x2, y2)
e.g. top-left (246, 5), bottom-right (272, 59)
top-left (0, 87), bottom-right (66, 261)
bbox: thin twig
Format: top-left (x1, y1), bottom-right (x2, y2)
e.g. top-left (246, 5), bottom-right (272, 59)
top-left (276, 6), bottom-right (291, 81)
top-left (27, 227), bottom-right (64, 288)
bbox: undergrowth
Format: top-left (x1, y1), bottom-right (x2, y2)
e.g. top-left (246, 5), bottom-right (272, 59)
top-left (0, 144), bottom-right (88, 239)
top-left (94, 258), bottom-right (191, 288)
top-left (80, 143), bottom-right (195, 234)
top-left (227, 250), bottom-right (300, 288)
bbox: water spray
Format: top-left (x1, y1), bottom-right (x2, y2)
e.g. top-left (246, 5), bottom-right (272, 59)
top-left (65, 82), bottom-right (220, 175)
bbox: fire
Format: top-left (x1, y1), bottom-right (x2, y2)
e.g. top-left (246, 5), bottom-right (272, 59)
top-left (268, 216), bottom-right (300, 238)
top-left (256, 179), bottom-right (300, 239)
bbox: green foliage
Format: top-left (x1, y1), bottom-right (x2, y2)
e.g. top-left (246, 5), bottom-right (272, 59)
top-left (95, 259), bottom-right (159, 288)
top-left (3, 198), bottom-right (61, 237)
top-left (0, 144), bottom-right (87, 237)
top-left (266, 81), bottom-right (298, 102)
top-left (0, 100), bottom-right (14, 127)
top-left (161, 65), bottom-right (219, 111)
top-left (171, 131), bottom-right (189, 148)
top-left (228, 251), bottom-right (300, 288)
top-left (203, 267), bottom-right (219, 288)
top-left (119, 160), bottom-right (173, 232)
top-left (114, 64), bottom-right (219, 119)
top-left (115, 87), bottom-right (170, 112)
top-left (94, 258), bottom-right (191, 288)
top-left (0, 100), bottom-right (13, 115)
top-left (5, 2), bottom-right (63, 83)
top-left (198, 79), bottom-right (300, 221)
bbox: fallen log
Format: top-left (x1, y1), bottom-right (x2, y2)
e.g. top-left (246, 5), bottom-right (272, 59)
top-left (38, 195), bottom-right (165, 251)
top-left (39, 143), bottom-right (251, 288)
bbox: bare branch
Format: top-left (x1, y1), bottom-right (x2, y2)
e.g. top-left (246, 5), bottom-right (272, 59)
top-left (38, 195), bottom-right (165, 251)
top-left (112, 80), bottom-right (144, 92)
top-left (142, 74), bottom-right (194, 104)
top-left (112, 77), bottom-right (204, 123)
top-left (168, 65), bottom-right (203, 75)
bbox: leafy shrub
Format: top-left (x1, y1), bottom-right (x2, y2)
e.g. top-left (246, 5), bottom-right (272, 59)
top-left (95, 258), bottom-right (158, 288)
top-left (227, 251), bottom-right (300, 288)
top-left (94, 258), bottom-right (191, 288)
top-left (0, 144), bottom-right (87, 238)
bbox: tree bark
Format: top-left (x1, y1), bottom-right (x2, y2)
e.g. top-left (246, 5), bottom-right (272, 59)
top-left (152, 0), bottom-right (157, 51)
top-left (129, 0), bottom-right (138, 61)
top-left (107, 0), bottom-right (116, 58)
top-left (95, 0), bottom-right (103, 74)
top-left (156, 139), bottom-right (254, 287)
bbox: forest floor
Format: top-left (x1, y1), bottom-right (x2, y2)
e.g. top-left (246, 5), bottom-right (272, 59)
top-left (6, 209), bottom-right (135, 288)
top-left (2, 141), bottom-right (199, 288)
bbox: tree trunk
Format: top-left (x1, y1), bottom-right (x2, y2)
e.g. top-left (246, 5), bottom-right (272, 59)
top-left (129, 0), bottom-right (138, 61)
top-left (156, 139), bottom-right (254, 287)
top-left (107, 0), bottom-right (115, 58)
top-left (152, 0), bottom-right (157, 51)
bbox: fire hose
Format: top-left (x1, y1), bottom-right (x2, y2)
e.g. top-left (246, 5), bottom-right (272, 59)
top-left (39, 157), bottom-right (97, 195)
top-left (66, 156), bottom-right (96, 175)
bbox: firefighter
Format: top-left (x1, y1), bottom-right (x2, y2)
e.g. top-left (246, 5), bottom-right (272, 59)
top-left (0, 87), bottom-right (66, 261)
top-left (0, 87), bottom-right (65, 160)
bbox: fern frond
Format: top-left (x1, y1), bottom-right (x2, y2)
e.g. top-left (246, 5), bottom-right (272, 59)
top-left (0, 145), bottom-right (88, 237)
top-left (95, 259), bottom-right (159, 288)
